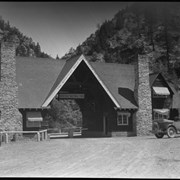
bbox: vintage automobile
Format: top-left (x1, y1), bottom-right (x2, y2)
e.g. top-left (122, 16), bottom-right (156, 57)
top-left (152, 117), bottom-right (180, 138)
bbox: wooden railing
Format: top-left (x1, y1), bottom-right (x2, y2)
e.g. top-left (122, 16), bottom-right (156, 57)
top-left (0, 129), bottom-right (48, 145)
top-left (48, 127), bottom-right (88, 138)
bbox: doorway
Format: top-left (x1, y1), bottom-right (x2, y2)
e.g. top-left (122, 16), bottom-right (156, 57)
top-left (103, 113), bottom-right (108, 136)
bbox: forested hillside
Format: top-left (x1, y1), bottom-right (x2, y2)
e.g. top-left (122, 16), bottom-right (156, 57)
top-left (0, 16), bottom-right (49, 58)
top-left (62, 2), bottom-right (180, 87)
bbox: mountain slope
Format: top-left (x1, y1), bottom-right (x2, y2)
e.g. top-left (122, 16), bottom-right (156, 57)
top-left (0, 16), bottom-right (49, 58)
top-left (62, 2), bottom-right (180, 86)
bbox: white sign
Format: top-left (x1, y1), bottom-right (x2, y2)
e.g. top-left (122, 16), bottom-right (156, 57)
top-left (59, 93), bottom-right (85, 99)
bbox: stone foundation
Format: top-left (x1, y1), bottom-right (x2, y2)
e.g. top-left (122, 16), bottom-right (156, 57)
top-left (111, 131), bottom-right (136, 137)
top-left (82, 131), bottom-right (111, 137)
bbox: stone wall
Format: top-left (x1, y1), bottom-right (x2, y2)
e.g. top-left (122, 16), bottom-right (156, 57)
top-left (134, 54), bottom-right (152, 136)
top-left (0, 41), bottom-right (22, 131)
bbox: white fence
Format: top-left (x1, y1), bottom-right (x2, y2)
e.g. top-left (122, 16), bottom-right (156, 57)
top-left (48, 127), bottom-right (88, 138)
top-left (0, 129), bottom-right (48, 145)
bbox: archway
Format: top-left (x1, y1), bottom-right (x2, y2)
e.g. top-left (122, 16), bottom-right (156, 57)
top-left (46, 60), bottom-right (116, 137)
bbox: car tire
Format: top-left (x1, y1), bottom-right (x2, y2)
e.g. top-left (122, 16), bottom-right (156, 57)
top-left (155, 133), bottom-right (164, 138)
top-left (153, 123), bottom-right (164, 138)
top-left (167, 126), bottom-right (176, 138)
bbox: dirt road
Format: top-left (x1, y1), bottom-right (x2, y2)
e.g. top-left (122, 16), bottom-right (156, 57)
top-left (0, 135), bottom-right (180, 178)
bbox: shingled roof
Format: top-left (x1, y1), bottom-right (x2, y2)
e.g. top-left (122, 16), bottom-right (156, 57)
top-left (149, 72), bottom-right (159, 87)
top-left (16, 54), bottom-right (179, 110)
top-left (42, 54), bottom-right (82, 107)
top-left (16, 56), bottom-right (66, 108)
top-left (168, 82), bottom-right (180, 109)
top-left (89, 61), bottom-right (137, 109)
top-left (41, 55), bottom-right (138, 109)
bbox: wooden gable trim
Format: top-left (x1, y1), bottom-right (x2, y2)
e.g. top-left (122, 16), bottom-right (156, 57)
top-left (42, 54), bottom-right (84, 107)
top-left (83, 58), bottom-right (121, 108)
top-left (42, 54), bottom-right (121, 108)
top-left (150, 73), bottom-right (159, 87)
top-left (152, 73), bottom-right (174, 95)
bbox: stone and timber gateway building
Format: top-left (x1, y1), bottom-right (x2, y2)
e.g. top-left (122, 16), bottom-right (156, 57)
top-left (0, 40), bottom-right (180, 136)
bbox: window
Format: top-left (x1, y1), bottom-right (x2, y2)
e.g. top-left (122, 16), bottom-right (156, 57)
top-left (117, 112), bottom-right (130, 126)
top-left (154, 112), bottom-right (158, 120)
top-left (26, 111), bottom-right (42, 128)
top-left (153, 109), bottom-right (169, 120)
top-left (26, 121), bottom-right (41, 128)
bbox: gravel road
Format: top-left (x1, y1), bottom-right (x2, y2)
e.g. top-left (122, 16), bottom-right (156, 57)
top-left (0, 135), bottom-right (180, 178)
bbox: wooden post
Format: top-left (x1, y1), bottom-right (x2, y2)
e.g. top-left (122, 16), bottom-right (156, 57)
top-left (68, 129), bottom-right (74, 138)
top-left (13, 133), bottom-right (17, 142)
top-left (44, 131), bottom-right (47, 140)
top-left (5, 133), bottom-right (8, 143)
top-left (37, 132), bottom-right (40, 142)
top-left (0, 134), bottom-right (1, 146)
top-left (41, 132), bottom-right (44, 141)
top-left (59, 128), bottom-right (61, 133)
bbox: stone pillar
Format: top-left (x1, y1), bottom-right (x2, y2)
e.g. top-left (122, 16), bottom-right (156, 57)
top-left (0, 41), bottom-right (22, 131)
top-left (134, 54), bottom-right (152, 136)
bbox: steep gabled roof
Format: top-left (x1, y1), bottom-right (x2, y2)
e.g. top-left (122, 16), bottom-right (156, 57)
top-left (168, 82), bottom-right (180, 109)
top-left (89, 61), bottom-right (137, 109)
top-left (149, 72), bottom-right (159, 87)
top-left (16, 56), bottom-right (66, 109)
top-left (42, 54), bottom-right (82, 106)
top-left (16, 55), bottom-right (178, 110)
top-left (149, 72), bottom-right (174, 95)
top-left (42, 54), bottom-right (138, 109)
top-left (42, 54), bottom-right (83, 107)
top-left (42, 54), bottom-right (124, 108)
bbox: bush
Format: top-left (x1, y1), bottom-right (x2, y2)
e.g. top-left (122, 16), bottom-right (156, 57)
top-left (44, 99), bottom-right (82, 130)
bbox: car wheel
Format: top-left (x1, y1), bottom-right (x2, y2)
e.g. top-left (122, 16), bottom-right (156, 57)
top-left (167, 126), bottom-right (176, 138)
top-left (155, 133), bottom-right (164, 138)
top-left (153, 123), bottom-right (163, 138)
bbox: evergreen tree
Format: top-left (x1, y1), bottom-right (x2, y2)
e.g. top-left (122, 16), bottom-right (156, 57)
top-left (17, 44), bottom-right (28, 56)
top-left (144, 5), bottom-right (156, 51)
top-left (115, 12), bottom-right (124, 30)
top-left (0, 16), bottom-right (49, 58)
top-left (35, 42), bottom-right (41, 57)
top-left (56, 54), bottom-right (60, 59)
top-left (45, 99), bottom-right (82, 130)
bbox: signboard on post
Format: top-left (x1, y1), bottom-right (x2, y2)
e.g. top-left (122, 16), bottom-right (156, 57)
top-left (58, 93), bottom-right (85, 99)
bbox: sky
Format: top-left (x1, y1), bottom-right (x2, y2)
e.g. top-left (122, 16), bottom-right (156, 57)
top-left (0, 1), bottom-right (131, 58)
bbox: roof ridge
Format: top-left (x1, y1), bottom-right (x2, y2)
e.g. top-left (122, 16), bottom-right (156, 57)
top-left (89, 61), bottom-right (135, 66)
top-left (66, 54), bottom-right (82, 61)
